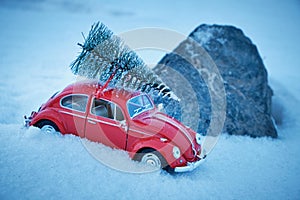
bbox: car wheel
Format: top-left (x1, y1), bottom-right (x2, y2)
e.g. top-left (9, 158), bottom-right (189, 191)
top-left (136, 149), bottom-right (170, 171)
top-left (36, 120), bottom-right (59, 134)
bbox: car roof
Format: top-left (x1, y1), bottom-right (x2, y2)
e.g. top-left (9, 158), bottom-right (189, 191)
top-left (62, 79), bottom-right (142, 103)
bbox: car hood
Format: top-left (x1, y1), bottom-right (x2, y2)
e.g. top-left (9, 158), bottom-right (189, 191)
top-left (133, 111), bottom-right (198, 158)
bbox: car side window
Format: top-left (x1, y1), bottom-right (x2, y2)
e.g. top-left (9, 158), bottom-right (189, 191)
top-left (61, 94), bottom-right (88, 112)
top-left (91, 98), bottom-right (124, 121)
top-left (115, 106), bottom-right (125, 121)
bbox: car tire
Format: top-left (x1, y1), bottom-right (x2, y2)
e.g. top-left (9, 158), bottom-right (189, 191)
top-left (36, 120), bottom-right (59, 134)
top-left (135, 149), bottom-right (173, 172)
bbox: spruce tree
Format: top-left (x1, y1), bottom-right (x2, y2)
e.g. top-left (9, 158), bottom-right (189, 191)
top-left (70, 22), bottom-right (178, 100)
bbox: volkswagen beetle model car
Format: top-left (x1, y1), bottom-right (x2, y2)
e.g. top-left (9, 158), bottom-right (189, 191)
top-left (25, 80), bottom-right (206, 172)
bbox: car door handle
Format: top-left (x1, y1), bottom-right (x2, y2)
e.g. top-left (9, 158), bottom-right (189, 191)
top-left (88, 119), bottom-right (96, 125)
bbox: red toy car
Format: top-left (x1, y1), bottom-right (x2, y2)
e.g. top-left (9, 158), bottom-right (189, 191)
top-left (25, 80), bottom-right (206, 172)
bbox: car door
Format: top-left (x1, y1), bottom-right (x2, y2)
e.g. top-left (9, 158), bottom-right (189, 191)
top-left (85, 98), bottom-right (128, 150)
top-left (58, 94), bottom-right (89, 137)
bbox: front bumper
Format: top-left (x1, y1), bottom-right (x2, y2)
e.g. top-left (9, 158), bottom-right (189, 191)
top-left (174, 155), bottom-right (207, 173)
top-left (24, 116), bottom-right (31, 127)
top-left (24, 111), bottom-right (36, 127)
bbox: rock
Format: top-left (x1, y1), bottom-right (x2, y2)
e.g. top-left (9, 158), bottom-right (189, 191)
top-left (154, 24), bottom-right (277, 138)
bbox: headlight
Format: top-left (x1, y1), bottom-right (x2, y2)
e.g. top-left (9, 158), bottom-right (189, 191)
top-left (172, 146), bottom-right (181, 159)
top-left (196, 133), bottom-right (202, 144)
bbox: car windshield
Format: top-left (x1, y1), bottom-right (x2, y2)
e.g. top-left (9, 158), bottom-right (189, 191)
top-left (127, 94), bottom-right (154, 118)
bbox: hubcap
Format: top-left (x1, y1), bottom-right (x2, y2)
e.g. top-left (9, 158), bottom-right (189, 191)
top-left (141, 153), bottom-right (161, 168)
top-left (41, 125), bottom-right (56, 134)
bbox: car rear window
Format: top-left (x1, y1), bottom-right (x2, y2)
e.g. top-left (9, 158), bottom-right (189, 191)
top-left (61, 94), bottom-right (88, 112)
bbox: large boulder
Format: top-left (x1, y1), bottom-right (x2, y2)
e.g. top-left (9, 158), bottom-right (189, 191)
top-left (154, 24), bottom-right (277, 138)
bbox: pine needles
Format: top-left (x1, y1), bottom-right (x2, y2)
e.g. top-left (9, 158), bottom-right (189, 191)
top-left (70, 22), bottom-right (177, 100)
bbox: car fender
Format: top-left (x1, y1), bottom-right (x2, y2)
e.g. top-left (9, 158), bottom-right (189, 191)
top-left (128, 137), bottom-right (177, 166)
top-left (31, 109), bottom-right (66, 134)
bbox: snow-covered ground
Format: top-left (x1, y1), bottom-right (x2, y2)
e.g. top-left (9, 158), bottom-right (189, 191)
top-left (0, 0), bottom-right (299, 199)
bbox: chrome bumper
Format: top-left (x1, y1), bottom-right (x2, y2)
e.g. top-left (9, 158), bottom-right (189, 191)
top-left (174, 155), bottom-right (207, 173)
top-left (23, 115), bottom-right (32, 127)
top-left (24, 111), bottom-right (37, 128)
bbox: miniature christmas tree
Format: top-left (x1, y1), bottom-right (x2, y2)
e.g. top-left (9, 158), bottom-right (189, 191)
top-left (70, 22), bottom-right (178, 100)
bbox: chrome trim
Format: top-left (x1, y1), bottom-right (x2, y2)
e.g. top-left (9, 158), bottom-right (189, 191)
top-left (59, 94), bottom-right (89, 113)
top-left (126, 94), bottom-right (154, 119)
top-left (160, 138), bottom-right (168, 142)
top-left (90, 97), bottom-right (125, 122)
top-left (87, 119), bottom-right (96, 124)
top-left (87, 117), bottom-right (119, 127)
top-left (24, 116), bottom-right (31, 127)
top-left (174, 155), bottom-right (207, 173)
top-left (129, 128), bottom-right (153, 137)
top-left (59, 110), bottom-right (86, 119)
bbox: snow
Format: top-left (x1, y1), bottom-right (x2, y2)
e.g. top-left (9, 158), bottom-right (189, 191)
top-left (0, 0), bottom-right (300, 199)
